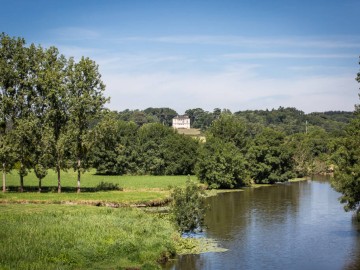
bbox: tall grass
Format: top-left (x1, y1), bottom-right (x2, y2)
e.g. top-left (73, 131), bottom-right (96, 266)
top-left (0, 204), bottom-right (177, 269)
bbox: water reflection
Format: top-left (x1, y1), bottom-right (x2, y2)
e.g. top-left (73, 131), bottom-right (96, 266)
top-left (166, 178), bottom-right (360, 270)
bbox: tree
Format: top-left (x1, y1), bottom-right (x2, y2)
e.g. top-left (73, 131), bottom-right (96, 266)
top-left (246, 128), bottom-right (295, 184)
top-left (207, 114), bottom-right (248, 150)
top-left (136, 123), bottom-right (174, 175)
top-left (331, 57), bottom-right (360, 214)
top-left (162, 133), bottom-right (199, 175)
top-left (331, 117), bottom-right (360, 213)
top-left (170, 180), bottom-right (206, 233)
top-left (91, 113), bottom-right (139, 175)
top-left (67, 57), bottom-right (108, 192)
top-left (0, 33), bottom-right (27, 191)
top-left (143, 107), bottom-right (178, 126)
top-left (41, 46), bottom-right (69, 193)
top-left (196, 136), bottom-right (248, 189)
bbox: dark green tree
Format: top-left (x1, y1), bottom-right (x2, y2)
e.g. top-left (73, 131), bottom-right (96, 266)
top-left (247, 128), bottom-right (295, 184)
top-left (162, 132), bottom-right (199, 175)
top-left (143, 107), bottom-right (178, 126)
top-left (196, 136), bottom-right (247, 189)
top-left (136, 123), bottom-right (174, 175)
top-left (331, 57), bottom-right (360, 214)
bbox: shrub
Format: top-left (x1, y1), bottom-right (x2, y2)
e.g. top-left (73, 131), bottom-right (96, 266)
top-left (95, 181), bottom-right (123, 191)
top-left (170, 180), bottom-right (206, 233)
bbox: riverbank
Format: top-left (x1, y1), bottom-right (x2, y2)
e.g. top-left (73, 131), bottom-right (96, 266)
top-left (1, 172), bottom-right (209, 269)
top-left (0, 171), bottom-right (312, 269)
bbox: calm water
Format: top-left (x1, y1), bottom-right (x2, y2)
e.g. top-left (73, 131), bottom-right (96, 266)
top-left (166, 177), bottom-right (360, 270)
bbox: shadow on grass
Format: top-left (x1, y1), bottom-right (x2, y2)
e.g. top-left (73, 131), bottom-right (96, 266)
top-left (6, 186), bottom-right (123, 193)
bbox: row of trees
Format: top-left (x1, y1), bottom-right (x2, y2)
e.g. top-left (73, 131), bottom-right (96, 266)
top-left (115, 107), bottom-right (353, 134)
top-left (89, 111), bottom-right (335, 188)
top-left (0, 33), bottom-right (108, 193)
top-left (91, 113), bottom-right (198, 176)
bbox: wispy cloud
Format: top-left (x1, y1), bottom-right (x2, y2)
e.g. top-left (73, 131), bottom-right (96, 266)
top-left (223, 53), bottom-right (356, 59)
top-left (50, 27), bottom-right (100, 40)
top-left (114, 35), bottom-right (360, 49)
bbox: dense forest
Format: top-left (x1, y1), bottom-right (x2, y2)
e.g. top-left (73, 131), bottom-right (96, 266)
top-left (0, 33), bottom-right (358, 205)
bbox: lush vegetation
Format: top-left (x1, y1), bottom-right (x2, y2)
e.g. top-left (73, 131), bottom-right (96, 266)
top-left (170, 180), bottom-right (206, 233)
top-left (331, 58), bottom-right (360, 216)
top-left (0, 204), bottom-right (178, 269)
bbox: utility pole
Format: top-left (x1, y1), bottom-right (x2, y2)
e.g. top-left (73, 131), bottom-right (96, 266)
top-left (305, 120), bottom-right (308, 134)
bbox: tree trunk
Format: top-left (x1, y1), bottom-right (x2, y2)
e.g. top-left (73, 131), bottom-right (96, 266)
top-left (77, 159), bottom-right (81, 193)
top-left (20, 174), bottom-right (24, 193)
top-left (38, 178), bottom-right (42, 193)
top-left (2, 163), bottom-right (6, 193)
top-left (19, 163), bottom-right (24, 192)
top-left (57, 164), bottom-right (61, 193)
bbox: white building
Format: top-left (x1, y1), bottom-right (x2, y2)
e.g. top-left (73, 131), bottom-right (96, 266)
top-left (172, 115), bottom-right (190, 129)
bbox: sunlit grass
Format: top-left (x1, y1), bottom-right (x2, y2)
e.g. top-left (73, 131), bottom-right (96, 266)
top-left (5, 169), bottom-right (197, 190)
top-left (0, 204), bottom-right (178, 270)
top-left (2, 170), bottom-right (199, 205)
top-left (0, 190), bottom-right (169, 206)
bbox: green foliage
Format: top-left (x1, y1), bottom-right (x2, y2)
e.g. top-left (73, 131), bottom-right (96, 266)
top-left (143, 107), bottom-right (178, 126)
top-left (185, 108), bottom-right (223, 130)
top-left (247, 128), bottom-right (295, 184)
top-left (94, 181), bottom-right (122, 191)
top-left (331, 61), bottom-right (360, 213)
top-left (207, 114), bottom-right (247, 149)
top-left (196, 137), bottom-right (247, 188)
top-left (170, 180), bottom-right (206, 233)
top-left (331, 118), bottom-right (360, 212)
top-left (235, 107), bottom-right (354, 136)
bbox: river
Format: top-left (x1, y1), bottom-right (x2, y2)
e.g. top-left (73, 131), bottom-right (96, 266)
top-left (166, 177), bottom-right (360, 270)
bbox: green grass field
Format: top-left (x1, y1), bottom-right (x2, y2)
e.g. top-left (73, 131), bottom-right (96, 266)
top-left (5, 169), bottom-right (196, 190)
top-left (0, 204), bottom-right (178, 270)
top-left (2, 170), bottom-right (198, 205)
top-left (0, 172), bottom-right (206, 269)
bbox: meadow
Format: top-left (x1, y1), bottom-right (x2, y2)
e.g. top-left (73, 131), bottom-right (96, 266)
top-left (2, 170), bottom-right (198, 205)
top-left (0, 171), bottom-right (203, 269)
top-left (0, 204), bottom-right (178, 270)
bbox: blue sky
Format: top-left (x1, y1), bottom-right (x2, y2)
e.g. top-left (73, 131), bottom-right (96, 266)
top-left (1, 0), bottom-right (359, 113)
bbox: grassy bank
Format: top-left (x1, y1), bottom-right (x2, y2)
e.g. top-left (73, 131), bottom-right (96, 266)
top-left (0, 204), bottom-right (179, 270)
top-left (0, 190), bottom-right (170, 206)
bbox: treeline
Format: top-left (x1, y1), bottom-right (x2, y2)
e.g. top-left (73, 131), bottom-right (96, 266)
top-left (0, 33), bottom-right (108, 193)
top-left (90, 111), bottom-right (338, 188)
top-left (91, 113), bottom-right (198, 176)
top-left (115, 106), bottom-right (353, 136)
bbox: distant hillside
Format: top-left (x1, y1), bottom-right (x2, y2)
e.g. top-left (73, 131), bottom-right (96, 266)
top-left (113, 107), bottom-right (354, 136)
top-left (235, 107), bottom-right (354, 136)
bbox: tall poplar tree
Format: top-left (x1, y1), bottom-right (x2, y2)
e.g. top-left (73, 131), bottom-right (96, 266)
top-left (41, 47), bottom-right (69, 193)
top-left (67, 57), bottom-right (108, 192)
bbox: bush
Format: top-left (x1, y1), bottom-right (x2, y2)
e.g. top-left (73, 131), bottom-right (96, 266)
top-left (95, 181), bottom-right (123, 191)
top-left (170, 180), bottom-right (206, 233)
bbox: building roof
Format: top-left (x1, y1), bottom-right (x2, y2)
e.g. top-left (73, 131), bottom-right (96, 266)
top-left (173, 115), bottom-right (189, 120)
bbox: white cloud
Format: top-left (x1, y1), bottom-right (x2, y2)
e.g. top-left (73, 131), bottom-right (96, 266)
top-left (103, 69), bottom-right (358, 114)
top-left (114, 35), bottom-right (360, 49)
